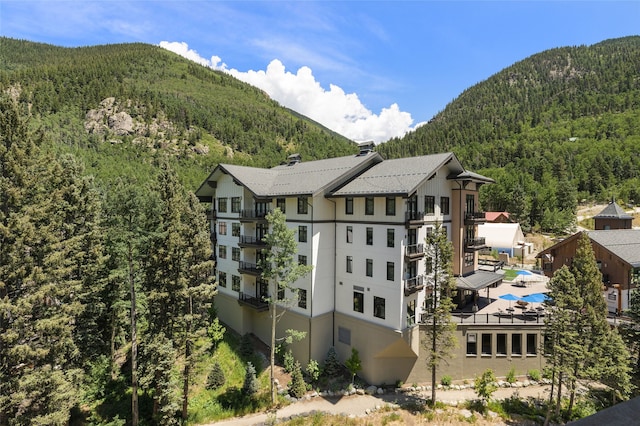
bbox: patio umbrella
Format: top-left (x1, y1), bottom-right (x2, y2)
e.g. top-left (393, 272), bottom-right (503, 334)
top-left (499, 293), bottom-right (521, 309)
top-left (521, 293), bottom-right (548, 303)
top-left (514, 270), bottom-right (539, 285)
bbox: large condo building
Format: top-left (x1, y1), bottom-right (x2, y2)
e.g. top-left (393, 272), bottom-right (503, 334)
top-left (196, 146), bottom-right (512, 384)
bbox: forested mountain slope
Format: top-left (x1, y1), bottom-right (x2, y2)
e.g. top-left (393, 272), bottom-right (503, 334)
top-left (377, 36), bottom-right (640, 231)
top-left (0, 38), bottom-right (357, 189)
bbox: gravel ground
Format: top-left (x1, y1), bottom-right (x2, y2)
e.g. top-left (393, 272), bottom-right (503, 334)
top-left (203, 383), bottom-right (552, 425)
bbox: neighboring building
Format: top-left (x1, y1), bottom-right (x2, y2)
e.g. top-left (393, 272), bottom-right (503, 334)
top-left (485, 211), bottom-right (513, 223)
top-left (477, 222), bottom-right (528, 257)
top-left (537, 229), bottom-right (640, 313)
top-left (593, 202), bottom-right (633, 230)
top-left (196, 148), bottom-right (517, 385)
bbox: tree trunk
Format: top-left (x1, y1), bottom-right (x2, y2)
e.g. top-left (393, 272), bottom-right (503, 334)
top-left (567, 361), bottom-right (579, 419)
top-left (555, 370), bottom-right (563, 417)
top-left (129, 242), bottom-right (139, 426)
top-left (182, 296), bottom-right (193, 421)
top-left (270, 292), bottom-right (277, 406)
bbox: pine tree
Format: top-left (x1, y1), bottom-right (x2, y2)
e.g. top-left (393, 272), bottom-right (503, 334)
top-left (288, 361), bottom-right (307, 398)
top-left (206, 362), bottom-right (225, 390)
top-left (0, 97), bottom-right (84, 424)
top-left (323, 346), bottom-right (341, 377)
top-left (423, 223), bottom-right (457, 405)
top-left (259, 208), bottom-right (313, 405)
top-left (243, 362), bottom-right (259, 396)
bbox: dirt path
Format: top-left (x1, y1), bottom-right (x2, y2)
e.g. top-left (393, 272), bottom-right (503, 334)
top-left (204, 383), bottom-right (552, 425)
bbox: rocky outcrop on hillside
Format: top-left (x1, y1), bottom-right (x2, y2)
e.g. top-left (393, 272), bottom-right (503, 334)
top-left (84, 97), bottom-right (209, 156)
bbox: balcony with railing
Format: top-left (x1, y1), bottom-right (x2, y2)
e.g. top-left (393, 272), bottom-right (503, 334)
top-left (465, 237), bottom-right (487, 252)
top-left (237, 291), bottom-right (269, 312)
top-left (238, 261), bottom-right (262, 276)
top-left (240, 209), bottom-right (270, 222)
top-left (405, 211), bottom-right (424, 227)
top-left (464, 211), bottom-right (487, 225)
top-left (405, 243), bottom-right (425, 259)
top-left (404, 275), bottom-right (425, 296)
top-left (238, 235), bottom-right (268, 248)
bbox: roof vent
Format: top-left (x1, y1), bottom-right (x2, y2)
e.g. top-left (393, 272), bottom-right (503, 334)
top-left (357, 141), bottom-right (375, 155)
top-left (287, 153), bottom-right (302, 166)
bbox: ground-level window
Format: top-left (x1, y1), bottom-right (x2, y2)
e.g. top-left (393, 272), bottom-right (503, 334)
top-left (373, 296), bottom-right (385, 319)
top-left (466, 333), bottom-right (477, 355)
top-left (481, 333), bottom-right (492, 355)
top-left (512, 334), bottom-right (522, 355)
top-left (298, 289), bottom-right (307, 309)
top-left (338, 327), bottom-right (351, 345)
top-left (497, 333), bottom-right (507, 356)
top-left (527, 333), bottom-right (537, 355)
top-left (353, 288), bottom-right (364, 313)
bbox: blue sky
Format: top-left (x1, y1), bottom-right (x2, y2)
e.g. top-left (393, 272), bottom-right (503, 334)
top-left (2, 1), bottom-right (638, 143)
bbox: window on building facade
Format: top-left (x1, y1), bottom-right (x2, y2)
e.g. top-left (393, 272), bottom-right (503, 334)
top-left (353, 289), bottom-right (364, 313)
top-left (346, 256), bottom-right (353, 273)
top-left (345, 197), bottom-right (354, 215)
top-left (338, 327), bottom-right (351, 345)
top-left (512, 334), bottom-right (522, 355)
top-left (219, 271), bottom-right (227, 287)
top-left (299, 225), bottom-right (307, 242)
top-left (218, 221), bottom-right (227, 235)
top-left (386, 262), bottom-right (394, 281)
top-left (497, 334), bottom-right (507, 356)
top-left (481, 334), bottom-right (492, 355)
top-left (527, 334), bottom-right (537, 355)
top-left (219, 245), bottom-right (227, 259)
top-left (407, 300), bottom-right (416, 326)
top-left (297, 197), bottom-right (308, 214)
top-left (366, 227), bottom-right (373, 245)
top-left (466, 194), bottom-right (475, 214)
top-left (366, 258), bottom-right (373, 277)
top-left (465, 252), bottom-right (474, 267)
top-left (231, 197), bottom-right (241, 213)
top-left (365, 197), bottom-right (374, 215)
top-left (386, 197), bottom-right (396, 216)
top-left (277, 198), bottom-right (286, 213)
top-left (232, 247), bottom-right (240, 261)
top-left (298, 289), bottom-right (307, 309)
top-left (231, 275), bottom-right (240, 292)
top-left (231, 222), bottom-right (240, 237)
top-left (466, 333), bottom-right (477, 355)
top-left (346, 226), bottom-right (353, 243)
top-left (426, 257), bottom-right (433, 274)
top-left (424, 195), bottom-right (435, 215)
top-left (441, 196), bottom-right (450, 215)
top-left (218, 197), bottom-right (227, 213)
top-left (373, 296), bottom-right (385, 319)
top-left (387, 229), bottom-right (394, 247)
top-left (298, 255), bottom-right (307, 265)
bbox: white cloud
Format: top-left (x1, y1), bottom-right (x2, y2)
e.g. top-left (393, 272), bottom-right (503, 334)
top-left (160, 41), bottom-right (414, 143)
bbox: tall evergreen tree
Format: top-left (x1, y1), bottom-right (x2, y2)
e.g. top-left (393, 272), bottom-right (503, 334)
top-left (422, 223), bottom-right (457, 405)
top-left (259, 208), bottom-right (313, 406)
top-left (0, 97), bottom-right (84, 424)
top-left (141, 160), bottom-right (215, 421)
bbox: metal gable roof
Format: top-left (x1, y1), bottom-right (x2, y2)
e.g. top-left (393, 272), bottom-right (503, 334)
top-left (329, 152), bottom-right (461, 197)
top-left (588, 229), bottom-right (640, 268)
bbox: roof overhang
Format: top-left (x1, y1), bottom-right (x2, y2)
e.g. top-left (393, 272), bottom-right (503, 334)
top-left (456, 271), bottom-right (503, 291)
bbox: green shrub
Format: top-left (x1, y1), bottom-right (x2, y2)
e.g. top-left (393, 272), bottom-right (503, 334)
top-left (242, 362), bottom-right (259, 396)
top-left (527, 369), bottom-right (541, 381)
top-left (345, 348), bottom-right (362, 384)
top-left (323, 346), bottom-right (341, 377)
top-left (283, 349), bottom-right (295, 374)
top-left (506, 367), bottom-right (516, 383)
top-left (206, 362), bottom-right (226, 390)
top-left (306, 359), bottom-right (320, 383)
top-left (288, 361), bottom-right (307, 398)
top-left (239, 333), bottom-right (254, 359)
top-left (440, 375), bottom-right (452, 386)
top-left (475, 369), bottom-right (497, 404)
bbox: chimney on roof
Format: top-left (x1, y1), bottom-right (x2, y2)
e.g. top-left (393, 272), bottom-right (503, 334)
top-left (287, 153), bottom-right (302, 166)
top-left (357, 141), bottom-right (375, 156)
